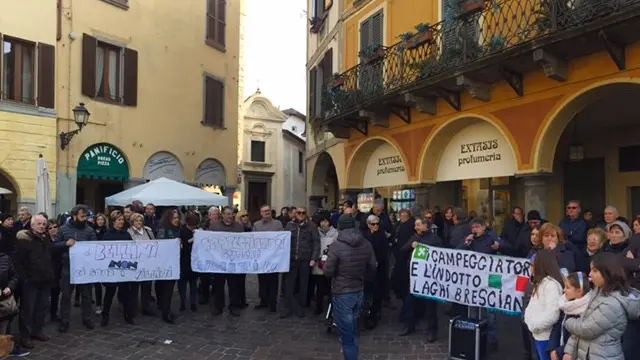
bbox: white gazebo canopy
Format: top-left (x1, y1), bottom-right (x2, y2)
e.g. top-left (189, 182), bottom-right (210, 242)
top-left (105, 177), bottom-right (228, 206)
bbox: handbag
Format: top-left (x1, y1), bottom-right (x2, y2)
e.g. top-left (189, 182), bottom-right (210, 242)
top-left (0, 295), bottom-right (19, 319)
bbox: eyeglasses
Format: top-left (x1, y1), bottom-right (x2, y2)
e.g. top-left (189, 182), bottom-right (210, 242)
top-left (566, 206), bottom-right (578, 210)
top-left (241, 215), bottom-right (248, 218)
top-left (296, 211), bottom-right (306, 215)
top-left (369, 222), bottom-right (380, 226)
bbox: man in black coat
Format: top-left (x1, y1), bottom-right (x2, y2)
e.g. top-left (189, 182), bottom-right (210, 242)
top-left (499, 206), bottom-right (525, 256)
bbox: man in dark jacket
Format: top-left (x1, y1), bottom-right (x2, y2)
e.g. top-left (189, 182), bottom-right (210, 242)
top-left (209, 206), bottom-right (245, 316)
top-left (500, 207), bottom-right (525, 256)
top-left (449, 207), bottom-right (471, 249)
top-left (559, 200), bottom-right (588, 249)
top-left (54, 205), bottom-right (97, 333)
top-left (516, 210), bottom-right (544, 258)
top-left (281, 206), bottom-right (320, 318)
top-left (362, 214), bottom-right (391, 320)
top-left (14, 207), bottom-right (32, 232)
top-left (143, 203), bottom-right (159, 235)
top-left (399, 216), bottom-right (443, 341)
top-left (324, 215), bottom-right (377, 360)
top-left (14, 215), bottom-right (54, 349)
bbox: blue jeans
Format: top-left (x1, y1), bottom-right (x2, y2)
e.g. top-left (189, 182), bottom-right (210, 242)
top-left (333, 291), bottom-right (364, 360)
top-left (534, 340), bottom-right (550, 360)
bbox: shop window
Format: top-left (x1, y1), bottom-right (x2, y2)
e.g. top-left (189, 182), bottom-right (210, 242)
top-left (251, 140), bottom-right (265, 162)
top-left (619, 145), bottom-right (640, 172)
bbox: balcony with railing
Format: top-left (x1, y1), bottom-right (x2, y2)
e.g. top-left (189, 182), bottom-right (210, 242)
top-left (318, 0), bottom-right (640, 137)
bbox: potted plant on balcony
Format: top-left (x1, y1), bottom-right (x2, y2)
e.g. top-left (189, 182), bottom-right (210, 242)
top-left (359, 44), bottom-right (385, 64)
top-left (329, 73), bottom-right (345, 88)
top-left (458, 0), bottom-right (486, 17)
top-left (404, 23), bottom-right (434, 50)
top-left (309, 16), bottom-right (323, 34)
top-left (488, 34), bottom-right (506, 52)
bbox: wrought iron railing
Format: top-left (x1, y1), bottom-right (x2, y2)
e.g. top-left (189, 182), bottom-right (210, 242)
top-left (320, 0), bottom-right (640, 122)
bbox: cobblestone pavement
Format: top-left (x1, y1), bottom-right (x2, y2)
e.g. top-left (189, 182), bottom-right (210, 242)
top-left (17, 277), bottom-right (523, 360)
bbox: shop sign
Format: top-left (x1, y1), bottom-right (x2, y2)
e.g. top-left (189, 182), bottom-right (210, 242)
top-left (363, 143), bottom-right (408, 188)
top-left (195, 159), bottom-right (226, 186)
top-left (436, 122), bottom-right (517, 182)
top-left (77, 143), bottom-right (130, 180)
top-left (143, 152), bottom-right (185, 182)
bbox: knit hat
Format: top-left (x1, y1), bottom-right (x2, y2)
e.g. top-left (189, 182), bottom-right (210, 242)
top-left (527, 210), bottom-right (541, 221)
top-left (0, 213), bottom-right (12, 223)
top-left (607, 220), bottom-right (632, 241)
top-left (337, 215), bottom-right (355, 230)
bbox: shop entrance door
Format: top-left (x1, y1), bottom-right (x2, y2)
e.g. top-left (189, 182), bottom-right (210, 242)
top-left (490, 185), bottom-right (511, 236)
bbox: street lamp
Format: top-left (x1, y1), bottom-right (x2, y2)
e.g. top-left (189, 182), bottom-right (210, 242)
top-left (60, 102), bottom-right (91, 150)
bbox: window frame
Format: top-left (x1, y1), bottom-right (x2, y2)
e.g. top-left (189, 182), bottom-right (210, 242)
top-left (95, 41), bottom-right (123, 103)
top-left (203, 73), bottom-right (226, 129)
top-left (298, 151), bottom-right (304, 174)
top-left (250, 140), bottom-right (266, 163)
top-left (206, 0), bottom-right (227, 51)
top-left (1, 36), bottom-right (37, 105)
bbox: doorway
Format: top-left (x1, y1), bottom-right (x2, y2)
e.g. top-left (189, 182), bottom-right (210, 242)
top-left (247, 182), bottom-right (268, 221)
top-left (563, 158), bottom-right (605, 220)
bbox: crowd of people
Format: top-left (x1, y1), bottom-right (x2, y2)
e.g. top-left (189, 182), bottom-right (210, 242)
top-left (0, 198), bottom-right (639, 360)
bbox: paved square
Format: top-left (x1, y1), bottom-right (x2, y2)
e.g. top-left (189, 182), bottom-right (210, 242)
top-left (20, 276), bottom-right (523, 359)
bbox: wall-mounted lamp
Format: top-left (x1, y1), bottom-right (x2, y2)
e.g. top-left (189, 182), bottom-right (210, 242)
top-left (60, 103), bottom-right (90, 150)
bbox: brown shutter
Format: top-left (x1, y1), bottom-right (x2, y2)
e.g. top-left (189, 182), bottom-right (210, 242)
top-left (81, 34), bottom-right (97, 97)
top-left (217, 0), bottom-right (226, 47)
top-left (204, 76), bottom-right (215, 125)
top-left (309, 67), bottom-right (317, 118)
top-left (123, 47), bottom-right (138, 106)
top-left (37, 43), bottom-right (55, 109)
top-left (324, 48), bottom-right (333, 85)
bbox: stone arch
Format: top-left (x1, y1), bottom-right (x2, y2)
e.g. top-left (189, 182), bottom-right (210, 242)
top-left (0, 168), bottom-right (20, 198)
top-left (346, 136), bottom-right (409, 189)
top-left (195, 158), bottom-right (227, 186)
top-left (143, 151), bottom-right (185, 182)
top-left (311, 152), bottom-right (339, 195)
top-left (534, 78), bottom-right (640, 172)
top-left (418, 114), bottom-right (519, 182)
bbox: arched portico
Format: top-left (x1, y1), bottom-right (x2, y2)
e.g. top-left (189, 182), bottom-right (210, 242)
top-left (0, 168), bottom-right (20, 214)
top-left (418, 115), bottom-right (519, 183)
top-left (309, 152), bottom-right (340, 210)
top-left (534, 79), bottom-right (640, 172)
top-left (345, 137), bottom-right (409, 189)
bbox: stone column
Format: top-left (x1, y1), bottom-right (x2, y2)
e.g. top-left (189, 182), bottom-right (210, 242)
top-left (223, 186), bottom-right (237, 207)
top-left (523, 175), bottom-right (548, 220)
top-left (308, 195), bottom-right (324, 213)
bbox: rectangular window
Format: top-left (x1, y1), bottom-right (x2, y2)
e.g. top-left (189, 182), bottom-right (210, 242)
top-left (0, 35), bottom-right (55, 108)
top-left (204, 75), bottom-right (225, 128)
top-left (251, 140), bottom-right (266, 162)
top-left (619, 145), bottom-right (640, 172)
top-left (2, 37), bottom-right (35, 104)
top-left (96, 42), bottom-right (121, 102)
top-left (82, 34), bottom-right (138, 106)
top-left (206, 0), bottom-right (226, 50)
top-left (298, 151), bottom-right (304, 174)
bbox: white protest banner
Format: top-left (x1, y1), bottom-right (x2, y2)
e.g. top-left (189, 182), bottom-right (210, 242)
top-left (409, 244), bottom-right (531, 315)
top-left (191, 230), bottom-right (291, 274)
top-left (70, 240), bottom-right (181, 284)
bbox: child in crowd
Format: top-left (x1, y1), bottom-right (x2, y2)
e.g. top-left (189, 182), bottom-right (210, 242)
top-left (548, 272), bottom-right (592, 360)
top-left (524, 250), bottom-right (565, 360)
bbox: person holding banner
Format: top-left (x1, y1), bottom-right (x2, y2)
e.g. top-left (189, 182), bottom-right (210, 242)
top-left (178, 214), bottom-right (200, 312)
top-left (55, 205), bottom-right (97, 333)
top-left (128, 213), bottom-right (157, 318)
top-left (100, 210), bottom-right (136, 327)
top-left (398, 216), bottom-right (443, 341)
top-left (154, 210), bottom-right (181, 324)
top-left (199, 207), bottom-right (220, 306)
top-left (209, 206), bottom-right (245, 317)
top-left (253, 205), bottom-right (284, 313)
top-left (281, 207), bottom-right (320, 319)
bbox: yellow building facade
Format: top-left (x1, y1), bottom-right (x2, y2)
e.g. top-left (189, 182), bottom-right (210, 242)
top-left (56, 0), bottom-right (243, 213)
top-left (0, 0), bottom-right (58, 214)
top-left (308, 0), bottom-right (640, 227)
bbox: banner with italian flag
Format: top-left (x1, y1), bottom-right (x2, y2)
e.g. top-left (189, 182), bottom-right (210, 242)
top-left (410, 244), bottom-right (532, 315)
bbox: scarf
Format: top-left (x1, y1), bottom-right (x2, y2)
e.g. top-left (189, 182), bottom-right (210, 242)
top-left (558, 291), bottom-right (593, 345)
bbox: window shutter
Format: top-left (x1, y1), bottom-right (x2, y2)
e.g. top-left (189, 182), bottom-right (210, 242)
top-left (371, 11), bottom-right (383, 46)
top-left (204, 76), bottom-right (215, 125)
top-left (123, 47), bottom-right (138, 106)
top-left (217, 0), bottom-right (226, 47)
top-left (204, 77), bottom-right (224, 127)
top-left (324, 48), bottom-right (333, 84)
top-left (309, 67), bottom-right (317, 117)
top-left (37, 43), bottom-right (55, 109)
top-left (359, 19), bottom-right (370, 54)
top-left (81, 34), bottom-right (97, 97)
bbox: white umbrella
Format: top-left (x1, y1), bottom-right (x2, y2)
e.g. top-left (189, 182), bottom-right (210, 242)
top-left (105, 177), bottom-right (228, 206)
top-left (0, 187), bottom-right (12, 195)
top-left (36, 156), bottom-right (52, 215)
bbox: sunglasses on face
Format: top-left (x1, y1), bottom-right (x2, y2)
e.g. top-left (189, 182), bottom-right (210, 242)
top-left (566, 206), bottom-right (577, 210)
top-left (369, 222), bottom-right (380, 226)
top-left (296, 211), bottom-right (306, 215)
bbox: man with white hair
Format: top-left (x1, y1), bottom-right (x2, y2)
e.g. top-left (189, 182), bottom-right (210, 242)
top-left (198, 206), bottom-right (220, 305)
top-left (14, 214), bottom-right (54, 349)
top-left (598, 205), bottom-right (627, 230)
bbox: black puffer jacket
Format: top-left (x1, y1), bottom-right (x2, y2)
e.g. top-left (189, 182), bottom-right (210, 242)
top-left (324, 228), bottom-right (377, 295)
top-left (0, 226), bottom-right (16, 257)
top-left (54, 219), bottom-right (98, 264)
top-left (102, 228), bottom-right (133, 241)
top-left (0, 252), bottom-right (19, 294)
top-left (14, 230), bottom-right (54, 285)
top-left (284, 220), bottom-right (321, 262)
